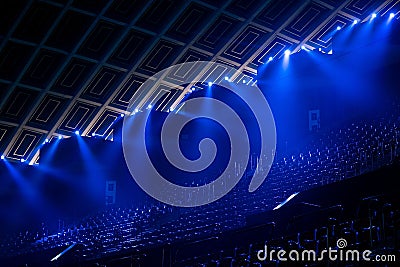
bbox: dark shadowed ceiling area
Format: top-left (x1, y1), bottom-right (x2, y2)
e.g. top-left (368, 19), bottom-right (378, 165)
top-left (0, 0), bottom-right (399, 164)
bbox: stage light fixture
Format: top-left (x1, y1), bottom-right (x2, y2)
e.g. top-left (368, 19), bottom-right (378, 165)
top-left (21, 159), bottom-right (25, 163)
top-left (389, 13), bottom-right (395, 19)
top-left (75, 130), bottom-right (80, 135)
top-left (1, 155), bottom-right (4, 160)
top-left (268, 57), bottom-right (273, 62)
top-left (371, 13), bottom-right (377, 19)
top-left (208, 81), bottom-right (213, 86)
top-left (353, 19), bottom-right (358, 25)
top-left (337, 26), bottom-right (342, 30)
top-left (147, 104), bottom-right (152, 109)
top-left (284, 49), bottom-right (291, 56)
top-left (242, 79), bottom-right (246, 83)
top-left (224, 76), bottom-right (229, 81)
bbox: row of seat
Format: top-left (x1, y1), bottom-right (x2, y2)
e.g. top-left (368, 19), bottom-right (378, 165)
top-left (1, 106), bottom-right (400, 261)
top-left (175, 196), bottom-right (400, 267)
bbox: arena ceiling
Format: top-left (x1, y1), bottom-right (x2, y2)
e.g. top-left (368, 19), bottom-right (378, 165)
top-left (0, 0), bottom-right (399, 164)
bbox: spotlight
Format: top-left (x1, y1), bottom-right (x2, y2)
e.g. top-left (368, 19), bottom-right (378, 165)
top-left (208, 81), bottom-right (213, 86)
top-left (134, 108), bottom-right (139, 113)
top-left (21, 159), bottom-right (25, 163)
top-left (147, 104), bottom-right (153, 109)
top-left (284, 49), bottom-right (291, 56)
top-left (191, 86), bottom-right (196, 91)
top-left (389, 13), bottom-right (395, 19)
top-left (92, 133), bottom-right (96, 136)
top-left (268, 57), bottom-right (273, 62)
top-left (336, 26), bottom-right (342, 30)
top-left (224, 76), bottom-right (229, 81)
top-left (75, 130), bottom-right (80, 135)
top-left (371, 13), bottom-right (377, 19)
top-left (353, 19), bottom-right (358, 25)
top-left (58, 136), bottom-right (62, 140)
top-left (1, 155), bottom-right (4, 160)
top-left (242, 79), bottom-right (246, 83)
top-left (45, 138), bottom-right (49, 143)
top-left (169, 107), bottom-right (174, 112)
top-left (120, 113), bottom-right (125, 117)
top-left (301, 45), bottom-right (306, 50)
